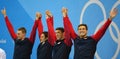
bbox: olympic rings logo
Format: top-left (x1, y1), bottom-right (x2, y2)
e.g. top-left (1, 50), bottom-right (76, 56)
top-left (80, 0), bottom-right (120, 59)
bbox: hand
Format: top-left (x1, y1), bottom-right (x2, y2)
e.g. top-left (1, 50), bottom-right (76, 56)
top-left (109, 8), bottom-right (118, 20)
top-left (1, 8), bottom-right (7, 17)
top-left (36, 12), bottom-right (42, 20)
top-left (45, 10), bottom-right (52, 19)
top-left (62, 7), bottom-right (68, 17)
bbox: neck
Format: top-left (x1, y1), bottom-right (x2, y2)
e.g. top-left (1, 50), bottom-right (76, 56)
top-left (41, 42), bottom-right (45, 45)
top-left (41, 39), bottom-right (47, 43)
top-left (41, 40), bottom-right (46, 43)
top-left (21, 37), bottom-right (25, 40)
top-left (58, 37), bottom-right (64, 40)
top-left (80, 35), bottom-right (87, 39)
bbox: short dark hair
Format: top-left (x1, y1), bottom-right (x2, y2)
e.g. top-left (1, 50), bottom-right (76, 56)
top-left (56, 27), bottom-right (64, 33)
top-left (42, 31), bottom-right (48, 38)
top-left (18, 27), bottom-right (26, 34)
top-left (78, 24), bottom-right (88, 30)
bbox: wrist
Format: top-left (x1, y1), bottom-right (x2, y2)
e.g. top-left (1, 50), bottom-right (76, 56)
top-left (109, 16), bottom-right (113, 20)
top-left (63, 13), bottom-right (67, 17)
top-left (36, 17), bottom-right (38, 19)
top-left (4, 15), bottom-right (7, 18)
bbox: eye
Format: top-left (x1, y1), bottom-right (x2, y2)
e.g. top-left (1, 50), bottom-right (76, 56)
top-left (79, 28), bottom-right (82, 30)
top-left (83, 28), bottom-right (86, 30)
top-left (79, 28), bottom-right (86, 30)
top-left (17, 33), bottom-right (20, 35)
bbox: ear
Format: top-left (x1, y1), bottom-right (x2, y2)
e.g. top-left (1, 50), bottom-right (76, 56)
top-left (62, 32), bottom-right (65, 38)
top-left (23, 33), bottom-right (26, 36)
top-left (86, 30), bottom-right (88, 32)
top-left (86, 30), bottom-right (88, 35)
top-left (46, 37), bottom-right (48, 40)
top-left (63, 32), bottom-right (65, 35)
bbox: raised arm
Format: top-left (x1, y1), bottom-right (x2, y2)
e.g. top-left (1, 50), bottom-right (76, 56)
top-left (62, 8), bottom-right (78, 40)
top-left (46, 10), bottom-right (54, 26)
top-left (29, 12), bottom-right (40, 43)
top-left (61, 8), bottom-right (72, 46)
top-left (46, 10), bottom-right (56, 46)
top-left (1, 8), bottom-right (17, 40)
top-left (37, 13), bottom-right (43, 40)
top-left (92, 8), bottom-right (118, 41)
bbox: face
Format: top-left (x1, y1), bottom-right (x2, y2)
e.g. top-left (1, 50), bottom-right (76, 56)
top-left (55, 30), bottom-right (64, 40)
top-left (78, 26), bottom-right (87, 38)
top-left (17, 30), bottom-right (25, 40)
top-left (40, 33), bottom-right (47, 42)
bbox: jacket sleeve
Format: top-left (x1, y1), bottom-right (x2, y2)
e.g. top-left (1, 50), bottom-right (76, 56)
top-left (29, 19), bottom-right (39, 43)
top-left (91, 19), bottom-right (112, 41)
top-left (38, 18), bottom-right (43, 40)
top-left (5, 16), bottom-right (17, 40)
top-left (63, 16), bottom-right (78, 40)
top-left (46, 17), bottom-right (56, 46)
top-left (63, 17), bottom-right (72, 46)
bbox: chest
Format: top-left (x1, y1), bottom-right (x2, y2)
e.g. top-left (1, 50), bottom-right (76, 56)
top-left (14, 39), bottom-right (33, 50)
top-left (74, 37), bottom-right (97, 48)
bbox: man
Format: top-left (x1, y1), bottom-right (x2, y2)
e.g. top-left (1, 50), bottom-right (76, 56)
top-left (37, 12), bottom-right (53, 59)
top-left (62, 7), bottom-right (118, 59)
top-left (1, 8), bottom-right (40, 59)
top-left (46, 10), bottom-right (72, 59)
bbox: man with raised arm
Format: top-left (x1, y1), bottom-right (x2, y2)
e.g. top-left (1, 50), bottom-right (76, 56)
top-left (62, 7), bottom-right (118, 59)
top-left (1, 8), bottom-right (40, 59)
top-left (46, 10), bottom-right (72, 59)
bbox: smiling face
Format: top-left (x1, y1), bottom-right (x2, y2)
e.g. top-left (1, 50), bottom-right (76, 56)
top-left (55, 30), bottom-right (64, 40)
top-left (17, 30), bottom-right (25, 40)
top-left (17, 27), bottom-right (26, 40)
top-left (40, 32), bottom-right (48, 42)
top-left (78, 24), bottom-right (88, 38)
top-left (55, 27), bottom-right (64, 40)
top-left (40, 33), bottom-right (46, 42)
